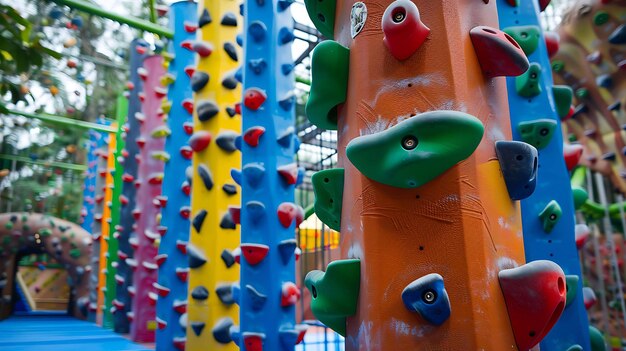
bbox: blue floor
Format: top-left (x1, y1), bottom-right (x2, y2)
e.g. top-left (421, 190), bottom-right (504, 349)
top-left (0, 314), bottom-right (152, 351)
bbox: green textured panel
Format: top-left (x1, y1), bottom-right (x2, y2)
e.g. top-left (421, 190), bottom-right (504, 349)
top-left (312, 168), bottom-right (344, 231)
top-left (553, 85), bottom-right (573, 120)
top-left (503, 25), bottom-right (541, 55)
top-left (303, 0), bottom-right (335, 39)
top-left (306, 41), bottom-right (349, 130)
top-left (539, 200), bottom-right (562, 233)
top-left (305, 259), bottom-right (360, 336)
top-left (516, 62), bottom-right (542, 97)
top-left (346, 111), bottom-right (484, 189)
top-left (517, 119), bottom-right (557, 150)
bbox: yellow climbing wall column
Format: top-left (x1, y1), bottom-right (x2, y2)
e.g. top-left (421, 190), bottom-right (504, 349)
top-left (185, 0), bottom-right (241, 349)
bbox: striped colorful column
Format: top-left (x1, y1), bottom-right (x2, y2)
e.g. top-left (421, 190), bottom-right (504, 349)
top-left (155, 1), bottom-right (196, 350)
top-left (113, 38), bottom-right (148, 334)
top-left (185, 0), bottom-right (241, 350)
top-left (103, 94), bottom-right (128, 329)
top-left (235, 0), bottom-right (305, 349)
top-left (130, 54), bottom-right (167, 342)
top-left (80, 130), bottom-right (98, 232)
top-left (496, 1), bottom-right (591, 349)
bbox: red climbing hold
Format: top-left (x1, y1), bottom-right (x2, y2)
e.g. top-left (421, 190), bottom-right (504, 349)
top-left (132, 209), bottom-right (141, 220)
top-left (136, 137), bottom-right (146, 149)
top-left (181, 181), bottom-right (191, 196)
top-left (176, 240), bottom-right (188, 254)
top-left (470, 26), bottom-right (529, 78)
top-left (173, 338), bottom-right (185, 351)
top-left (281, 282), bottom-right (301, 307)
top-left (498, 260), bottom-right (566, 351)
top-left (137, 67), bottom-right (148, 81)
top-left (153, 282), bottom-right (171, 297)
top-left (189, 131), bottom-right (212, 152)
top-left (184, 65), bottom-right (196, 78)
top-left (180, 146), bottom-right (193, 160)
top-left (183, 122), bottom-right (194, 135)
top-left (228, 206), bottom-right (241, 225)
top-left (181, 40), bottom-right (194, 51)
top-left (176, 268), bottom-right (189, 282)
top-left (544, 31), bottom-right (560, 58)
top-left (122, 173), bottom-right (134, 183)
top-left (157, 226), bottom-right (168, 236)
top-left (583, 287), bottom-right (596, 309)
top-left (243, 126), bottom-right (265, 147)
top-left (179, 206), bottom-right (191, 219)
top-left (148, 292), bottom-right (158, 306)
top-left (193, 41), bottom-right (213, 57)
top-left (157, 318), bottom-right (167, 330)
top-left (243, 88), bottom-right (267, 110)
top-left (155, 86), bottom-right (168, 99)
top-left (277, 163), bottom-right (299, 185)
top-left (243, 333), bottom-right (264, 351)
top-left (155, 254), bottom-right (167, 267)
top-left (563, 143), bottom-right (583, 171)
top-left (155, 195), bottom-right (168, 208)
top-left (575, 224), bottom-right (590, 249)
top-left (277, 202), bottom-right (300, 228)
top-left (539, 0), bottom-right (551, 11)
top-left (241, 243), bottom-right (270, 266)
top-left (381, 0), bottom-right (430, 61)
top-left (173, 300), bottom-right (187, 314)
top-left (184, 21), bottom-right (198, 33)
top-left (148, 173), bottom-right (164, 185)
top-left (182, 99), bottom-right (194, 114)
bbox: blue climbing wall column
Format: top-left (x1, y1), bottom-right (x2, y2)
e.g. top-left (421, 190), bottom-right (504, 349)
top-left (235, 0), bottom-right (305, 349)
top-left (113, 38), bottom-right (148, 334)
top-left (80, 130), bottom-right (98, 232)
top-left (497, 1), bottom-right (591, 349)
top-left (155, 2), bottom-right (196, 350)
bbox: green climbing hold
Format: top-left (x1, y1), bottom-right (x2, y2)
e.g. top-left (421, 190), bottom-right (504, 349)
top-left (568, 133), bottom-right (577, 142)
top-left (552, 60), bottom-right (565, 72)
top-left (21, 215), bottom-right (27, 222)
top-left (572, 186), bottom-right (588, 210)
top-left (69, 249), bottom-right (81, 259)
top-left (305, 259), bottom-right (359, 336)
top-left (576, 88), bottom-right (589, 99)
top-left (4, 222), bottom-right (13, 230)
top-left (306, 41), bottom-right (349, 131)
top-left (503, 25), bottom-right (541, 56)
top-left (517, 119), bottom-right (557, 150)
top-left (566, 345), bottom-right (583, 351)
top-left (565, 275), bottom-right (579, 307)
top-left (39, 228), bottom-right (52, 237)
top-left (589, 326), bottom-right (606, 351)
top-left (516, 63), bottom-right (542, 97)
top-left (61, 236), bottom-right (68, 243)
top-left (312, 168), bottom-right (344, 231)
top-left (539, 200), bottom-right (562, 233)
top-left (49, 219), bottom-right (55, 228)
top-left (303, 0), bottom-right (335, 39)
top-left (552, 85), bottom-right (573, 120)
top-left (593, 11), bottom-right (609, 26)
top-left (346, 110), bottom-right (484, 188)
top-left (22, 225), bottom-right (30, 232)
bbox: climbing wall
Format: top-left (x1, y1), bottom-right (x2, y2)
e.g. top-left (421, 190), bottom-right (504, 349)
top-left (19, 265), bottom-right (69, 311)
top-left (302, 0), bottom-right (566, 349)
top-left (185, 0), bottom-right (241, 349)
top-left (0, 213), bottom-right (92, 319)
top-left (129, 55), bottom-right (166, 342)
top-left (103, 95), bottom-right (128, 329)
top-left (552, 0), bottom-right (626, 193)
top-left (235, 0), bottom-right (306, 349)
top-left (497, 0), bottom-right (591, 349)
top-left (80, 130), bottom-right (98, 232)
top-left (114, 38), bottom-right (148, 334)
top-left (155, 2), bottom-right (195, 350)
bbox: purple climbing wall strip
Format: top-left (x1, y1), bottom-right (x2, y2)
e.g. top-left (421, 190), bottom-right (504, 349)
top-left (130, 55), bottom-right (167, 343)
top-left (155, 2), bottom-right (196, 350)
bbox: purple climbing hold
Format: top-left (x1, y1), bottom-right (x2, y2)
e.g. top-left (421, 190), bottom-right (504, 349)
top-left (222, 183), bottom-right (238, 195)
top-left (188, 245), bottom-right (208, 269)
top-left (197, 100), bottom-right (219, 121)
top-left (220, 212), bottom-right (237, 230)
top-left (222, 75), bottom-right (239, 90)
top-left (216, 284), bottom-right (236, 305)
top-left (190, 321), bottom-right (206, 336)
top-left (198, 164), bottom-right (214, 190)
top-left (224, 42), bottom-right (238, 62)
top-left (191, 72), bottom-right (209, 92)
top-left (221, 12), bottom-right (238, 27)
top-left (191, 285), bottom-right (209, 300)
top-left (192, 209), bottom-right (207, 233)
top-left (199, 8), bottom-right (212, 27)
top-left (216, 131), bottom-right (239, 153)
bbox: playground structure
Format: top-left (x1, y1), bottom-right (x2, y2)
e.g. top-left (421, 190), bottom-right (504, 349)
top-left (0, 0), bottom-right (625, 350)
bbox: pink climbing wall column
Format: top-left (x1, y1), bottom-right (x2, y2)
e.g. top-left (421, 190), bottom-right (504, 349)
top-left (130, 55), bottom-right (166, 342)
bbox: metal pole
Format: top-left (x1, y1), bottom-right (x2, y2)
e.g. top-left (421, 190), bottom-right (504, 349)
top-left (49, 0), bottom-right (173, 38)
top-left (7, 109), bottom-right (116, 132)
top-left (0, 154), bottom-right (87, 171)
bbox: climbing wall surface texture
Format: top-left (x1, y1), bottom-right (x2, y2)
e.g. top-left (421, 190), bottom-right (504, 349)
top-left (80, 130), bottom-right (99, 233)
top-left (155, 2), bottom-right (196, 350)
top-left (103, 95), bottom-right (128, 329)
top-left (300, 0), bottom-right (572, 349)
top-left (553, 1), bottom-right (626, 193)
top-left (185, 0), bottom-right (241, 350)
top-left (114, 38), bottom-right (148, 334)
top-left (0, 213), bottom-right (92, 319)
top-left (130, 55), bottom-right (166, 343)
top-left (237, 0), bottom-right (304, 349)
top-left (497, 1), bottom-right (591, 350)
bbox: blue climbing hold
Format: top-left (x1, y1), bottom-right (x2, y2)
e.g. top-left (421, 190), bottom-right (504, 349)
top-left (248, 58), bottom-right (268, 74)
top-left (248, 21), bottom-right (267, 42)
top-left (246, 285), bottom-right (267, 311)
top-left (242, 163), bottom-right (265, 188)
top-left (495, 141), bottom-right (538, 201)
top-left (278, 239), bottom-right (297, 264)
top-left (401, 273), bottom-right (451, 326)
top-left (245, 201), bottom-right (266, 223)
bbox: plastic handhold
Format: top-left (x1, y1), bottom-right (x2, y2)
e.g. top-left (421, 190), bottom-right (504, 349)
top-left (191, 286), bottom-right (209, 301)
top-left (575, 88), bottom-right (589, 99)
top-left (565, 275), bottom-right (579, 307)
top-left (401, 273), bottom-right (451, 326)
top-left (539, 200), bottom-right (562, 233)
top-left (281, 282), bottom-right (301, 307)
top-left (190, 321), bottom-right (205, 336)
top-left (544, 31), bottom-right (560, 58)
top-left (151, 126), bottom-right (171, 138)
top-left (154, 282), bottom-right (171, 297)
top-left (243, 163), bottom-right (265, 187)
top-left (184, 65), bottom-right (196, 78)
top-left (221, 250), bottom-right (236, 268)
top-left (608, 24), bottom-right (626, 45)
top-left (305, 259), bottom-right (360, 336)
top-left (589, 326), bottom-right (606, 351)
top-left (517, 119), bottom-right (556, 150)
top-left (538, 0), bottom-right (551, 11)
top-left (245, 201), bottom-right (266, 223)
top-left (243, 333), bottom-right (264, 351)
top-left (278, 327), bottom-right (301, 349)
top-left (495, 141), bottom-right (537, 201)
top-left (583, 287), bottom-right (596, 309)
top-left (223, 183), bottom-right (238, 195)
top-left (192, 209), bottom-right (207, 233)
top-left (563, 143), bottom-right (583, 171)
top-left (234, 67), bottom-right (243, 83)
top-left (379, 0), bottom-right (429, 61)
top-left (241, 243), bottom-right (270, 265)
top-left (281, 63), bottom-right (294, 75)
top-left (221, 12), bottom-right (237, 26)
top-left (278, 239), bottom-right (297, 264)
top-left (248, 58), bottom-right (267, 74)
top-left (278, 27), bottom-right (295, 45)
top-left (216, 284), bottom-right (235, 305)
top-left (346, 110), bottom-right (484, 188)
top-left (188, 131), bottom-right (211, 152)
top-left (596, 74), bottom-right (613, 89)
top-left (470, 26), bottom-right (528, 78)
top-left (228, 206), bottom-right (241, 225)
top-left (311, 168), bottom-right (344, 230)
top-left (516, 63), bottom-right (542, 97)
top-left (278, 91), bottom-right (296, 110)
top-left (222, 75), bottom-right (238, 90)
top-left (277, 202), bottom-right (299, 228)
top-left (197, 100), bottom-right (219, 121)
top-left (188, 245), bottom-right (208, 269)
top-left (248, 21), bottom-right (268, 42)
top-left (199, 8), bottom-right (211, 27)
top-left (278, 0), bottom-right (294, 11)
top-left (498, 260), bottom-right (566, 350)
top-left (176, 268), bottom-right (189, 282)
top-left (191, 72), bottom-right (209, 92)
top-left (198, 164), bottom-right (214, 190)
top-left (243, 126), bottom-right (265, 147)
top-left (503, 25), bottom-right (540, 57)
top-left (220, 212), bottom-right (236, 229)
top-left (277, 163), bottom-right (298, 185)
top-left (575, 224), bottom-right (590, 249)
top-left (571, 186), bottom-right (588, 210)
top-left (553, 85), bottom-right (573, 120)
top-left (213, 318), bottom-right (234, 344)
top-left (246, 285), bottom-right (267, 311)
top-left (305, 41), bottom-right (349, 131)
top-left (224, 42), bottom-right (238, 62)
top-left (243, 88), bottom-right (267, 110)
top-left (193, 41), bottom-right (214, 57)
top-left (215, 130), bottom-right (239, 153)
top-left (277, 126), bottom-right (295, 147)
top-left (173, 337), bottom-right (186, 350)
top-left (176, 240), bottom-right (188, 254)
top-left (231, 169), bottom-right (242, 186)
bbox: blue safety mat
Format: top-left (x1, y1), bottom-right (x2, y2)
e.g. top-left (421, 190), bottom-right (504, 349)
top-left (0, 315), bottom-right (153, 351)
